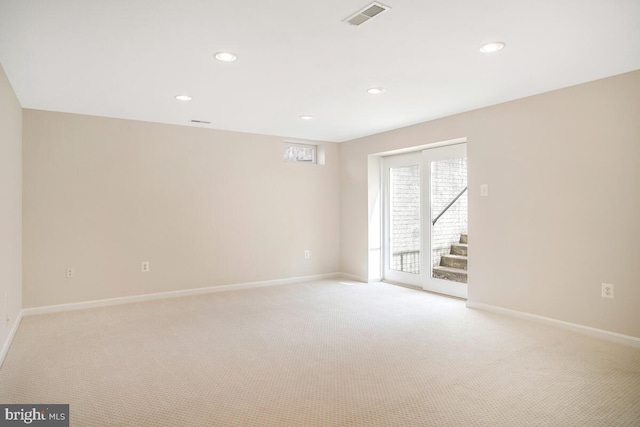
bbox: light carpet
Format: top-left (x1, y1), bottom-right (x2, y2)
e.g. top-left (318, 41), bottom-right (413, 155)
top-left (1, 280), bottom-right (639, 426)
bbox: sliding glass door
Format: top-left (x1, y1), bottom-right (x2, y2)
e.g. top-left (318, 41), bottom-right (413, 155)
top-left (383, 144), bottom-right (468, 298)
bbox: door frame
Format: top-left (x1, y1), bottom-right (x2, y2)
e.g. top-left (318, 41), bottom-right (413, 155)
top-left (382, 152), bottom-right (423, 287)
top-left (380, 142), bottom-right (467, 298)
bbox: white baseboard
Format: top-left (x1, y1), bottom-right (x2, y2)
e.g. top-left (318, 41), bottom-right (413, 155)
top-left (466, 301), bottom-right (640, 348)
top-left (336, 272), bottom-right (369, 283)
top-left (0, 309), bottom-right (24, 368)
top-left (23, 272), bottom-right (343, 317)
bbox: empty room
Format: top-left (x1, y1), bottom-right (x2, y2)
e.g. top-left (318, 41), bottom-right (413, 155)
top-left (1, 0), bottom-right (639, 425)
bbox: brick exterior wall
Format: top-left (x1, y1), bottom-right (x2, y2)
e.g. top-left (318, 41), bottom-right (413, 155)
top-left (389, 159), bottom-right (467, 274)
top-left (390, 165), bottom-right (421, 273)
top-left (431, 158), bottom-right (467, 268)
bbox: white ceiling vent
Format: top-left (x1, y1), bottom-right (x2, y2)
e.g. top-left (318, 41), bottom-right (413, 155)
top-left (344, 2), bottom-right (391, 26)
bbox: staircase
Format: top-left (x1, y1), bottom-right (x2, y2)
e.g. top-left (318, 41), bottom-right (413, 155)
top-left (432, 233), bottom-right (467, 283)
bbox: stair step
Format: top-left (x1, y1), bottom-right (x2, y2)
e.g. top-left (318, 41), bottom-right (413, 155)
top-left (450, 243), bottom-right (468, 256)
top-left (440, 254), bottom-right (467, 269)
top-left (459, 233), bottom-right (468, 244)
top-left (432, 266), bottom-right (467, 283)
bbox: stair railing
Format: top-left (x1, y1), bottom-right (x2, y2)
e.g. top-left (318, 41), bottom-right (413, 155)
top-left (432, 186), bottom-right (467, 226)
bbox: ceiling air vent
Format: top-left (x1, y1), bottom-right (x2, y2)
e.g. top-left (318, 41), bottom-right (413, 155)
top-left (190, 119), bottom-right (211, 124)
top-left (344, 2), bottom-right (390, 26)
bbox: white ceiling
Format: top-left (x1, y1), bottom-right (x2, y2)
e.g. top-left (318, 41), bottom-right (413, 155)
top-left (1, 0), bottom-right (639, 142)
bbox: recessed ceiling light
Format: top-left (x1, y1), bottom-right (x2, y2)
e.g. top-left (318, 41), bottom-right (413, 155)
top-left (367, 87), bottom-right (386, 94)
top-left (214, 52), bottom-right (237, 62)
top-left (299, 115), bottom-right (314, 120)
top-left (175, 95), bottom-right (192, 101)
top-left (479, 42), bottom-right (505, 53)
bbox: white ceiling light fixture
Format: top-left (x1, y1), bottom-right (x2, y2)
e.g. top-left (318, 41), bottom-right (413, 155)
top-left (214, 51), bottom-right (237, 62)
top-left (299, 115), bottom-right (314, 120)
top-left (479, 42), bottom-right (505, 53)
top-left (367, 87), bottom-right (386, 94)
top-left (344, 2), bottom-right (391, 26)
top-left (175, 95), bottom-right (192, 101)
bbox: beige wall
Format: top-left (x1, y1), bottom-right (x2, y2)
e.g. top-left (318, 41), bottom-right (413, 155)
top-left (0, 63), bottom-right (22, 346)
top-left (23, 111), bottom-right (340, 307)
top-left (340, 70), bottom-right (640, 338)
top-left (16, 69), bottom-right (640, 338)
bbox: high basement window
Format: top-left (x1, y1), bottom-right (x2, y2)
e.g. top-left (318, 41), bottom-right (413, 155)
top-left (284, 142), bottom-right (317, 164)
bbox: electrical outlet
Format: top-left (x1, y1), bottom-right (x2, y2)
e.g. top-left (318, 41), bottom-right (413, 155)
top-left (304, 250), bottom-right (311, 259)
top-left (66, 267), bottom-right (75, 278)
top-left (480, 184), bottom-right (489, 197)
top-left (601, 283), bottom-right (614, 299)
top-left (141, 261), bottom-right (150, 272)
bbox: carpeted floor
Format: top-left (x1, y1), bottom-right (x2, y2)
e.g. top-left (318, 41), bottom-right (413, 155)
top-left (1, 280), bottom-right (639, 426)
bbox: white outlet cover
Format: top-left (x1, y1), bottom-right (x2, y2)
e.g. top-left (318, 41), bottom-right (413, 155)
top-left (602, 283), bottom-right (614, 299)
top-left (480, 184), bottom-right (489, 197)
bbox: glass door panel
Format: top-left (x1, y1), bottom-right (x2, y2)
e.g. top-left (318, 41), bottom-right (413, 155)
top-left (422, 144), bottom-right (468, 298)
top-left (383, 153), bottom-right (421, 287)
top-left (389, 165), bottom-right (421, 274)
top-left (430, 158), bottom-right (468, 281)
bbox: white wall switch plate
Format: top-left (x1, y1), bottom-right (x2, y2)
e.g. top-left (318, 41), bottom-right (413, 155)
top-left (480, 184), bottom-right (489, 197)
